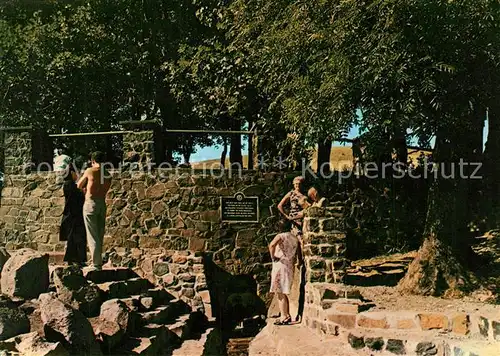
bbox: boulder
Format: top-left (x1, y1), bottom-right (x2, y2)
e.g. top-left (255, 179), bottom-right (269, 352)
top-left (100, 299), bottom-right (136, 333)
top-left (39, 293), bottom-right (101, 355)
top-left (91, 318), bottom-right (125, 352)
top-left (1, 249), bottom-right (49, 300)
top-left (0, 306), bottom-right (30, 341)
top-left (10, 332), bottom-right (69, 356)
top-left (53, 266), bottom-right (103, 317)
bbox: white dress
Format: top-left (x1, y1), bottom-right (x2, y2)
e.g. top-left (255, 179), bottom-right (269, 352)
top-left (270, 232), bottom-right (299, 295)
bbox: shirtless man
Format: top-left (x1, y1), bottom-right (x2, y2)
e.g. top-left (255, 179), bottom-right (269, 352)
top-left (77, 151), bottom-right (111, 270)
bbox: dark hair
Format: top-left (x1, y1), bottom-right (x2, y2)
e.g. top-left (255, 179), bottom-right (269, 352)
top-left (63, 164), bottom-right (76, 181)
top-left (277, 219), bottom-right (291, 232)
top-left (91, 151), bottom-right (105, 163)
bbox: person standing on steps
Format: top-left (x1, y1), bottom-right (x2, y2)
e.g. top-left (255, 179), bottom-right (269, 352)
top-left (60, 162), bottom-right (87, 266)
top-left (278, 175), bottom-right (306, 230)
top-left (269, 219), bottom-right (299, 325)
top-left (77, 151), bottom-right (111, 271)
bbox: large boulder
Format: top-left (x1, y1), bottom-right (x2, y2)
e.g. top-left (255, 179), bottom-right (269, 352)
top-left (39, 293), bottom-right (101, 355)
top-left (53, 266), bottom-right (103, 317)
top-left (91, 299), bottom-right (136, 351)
top-left (7, 332), bottom-right (69, 356)
top-left (1, 249), bottom-right (49, 300)
top-left (99, 299), bottom-right (135, 333)
top-left (0, 305), bottom-right (30, 341)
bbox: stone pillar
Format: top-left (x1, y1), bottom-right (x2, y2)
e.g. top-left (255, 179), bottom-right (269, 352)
top-left (303, 204), bottom-right (347, 284)
top-left (1, 127), bottom-right (33, 175)
top-left (120, 121), bottom-right (159, 169)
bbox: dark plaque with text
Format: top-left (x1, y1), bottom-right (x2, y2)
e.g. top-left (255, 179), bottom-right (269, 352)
top-left (220, 192), bottom-right (259, 223)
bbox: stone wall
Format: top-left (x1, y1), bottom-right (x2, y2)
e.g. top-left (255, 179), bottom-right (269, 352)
top-left (2, 128), bottom-right (33, 175)
top-left (0, 169), bottom-right (292, 290)
top-left (302, 204), bottom-right (347, 284)
top-left (302, 283), bottom-right (500, 355)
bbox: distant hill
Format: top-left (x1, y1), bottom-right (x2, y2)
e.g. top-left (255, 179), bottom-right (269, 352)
top-left (191, 146), bottom-right (431, 170)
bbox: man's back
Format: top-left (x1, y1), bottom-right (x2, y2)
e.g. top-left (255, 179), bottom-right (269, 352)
top-left (85, 166), bottom-right (111, 199)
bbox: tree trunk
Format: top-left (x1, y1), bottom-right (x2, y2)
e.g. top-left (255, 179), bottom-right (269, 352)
top-left (398, 116), bottom-right (481, 297)
top-left (248, 121), bottom-right (255, 170)
top-left (229, 121), bottom-right (243, 169)
top-left (220, 137), bottom-right (228, 168)
top-left (393, 127), bottom-right (407, 165)
top-left (317, 139), bottom-right (332, 174)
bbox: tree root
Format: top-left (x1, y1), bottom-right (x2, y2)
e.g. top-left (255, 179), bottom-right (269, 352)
top-left (397, 236), bottom-right (477, 298)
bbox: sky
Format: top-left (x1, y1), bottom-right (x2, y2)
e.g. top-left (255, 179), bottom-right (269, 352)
top-left (190, 118), bottom-right (490, 163)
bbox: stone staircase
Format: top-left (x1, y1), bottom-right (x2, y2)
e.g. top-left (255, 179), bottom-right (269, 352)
top-left (48, 263), bottom-right (213, 355)
top-left (303, 284), bottom-right (500, 356)
top-left (345, 251), bottom-right (416, 287)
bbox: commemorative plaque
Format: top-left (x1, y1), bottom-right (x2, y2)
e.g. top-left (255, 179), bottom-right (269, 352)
top-left (220, 192), bottom-right (259, 223)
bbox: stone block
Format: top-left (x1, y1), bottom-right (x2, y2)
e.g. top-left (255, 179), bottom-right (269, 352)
top-left (478, 316), bottom-right (489, 338)
top-left (327, 313), bottom-right (356, 329)
top-left (451, 313), bottom-right (470, 335)
top-left (418, 313), bottom-right (448, 330)
top-left (357, 315), bottom-right (389, 329)
top-left (235, 229), bottom-right (257, 247)
top-left (145, 184), bottom-right (165, 200)
top-left (198, 290), bottom-right (211, 304)
top-left (492, 320), bottom-right (499, 341)
top-left (320, 217), bottom-right (344, 232)
top-left (415, 342), bottom-right (438, 356)
top-left (347, 333), bottom-right (365, 349)
top-left (386, 339), bottom-right (406, 355)
top-left (307, 270), bottom-right (326, 283)
top-left (397, 319), bottom-right (418, 329)
top-left (366, 337), bottom-right (384, 351)
top-left (322, 286), bottom-right (362, 300)
top-left (188, 237), bottom-right (206, 252)
top-left (303, 218), bottom-right (320, 233)
top-left (308, 258), bottom-right (326, 270)
top-left (334, 303), bottom-right (361, 314)
top-left (200, 210), bottom-right (220, 223)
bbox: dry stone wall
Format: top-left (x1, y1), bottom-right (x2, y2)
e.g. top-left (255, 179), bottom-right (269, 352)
top-left (0, 167), bottom-right (296, 300)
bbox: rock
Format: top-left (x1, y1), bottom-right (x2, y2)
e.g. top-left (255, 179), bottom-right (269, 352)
top-left (100, 299), bottom-right (135, 334)
top-left (0, 306), bottom-right (30, 341)
top-left (1, 249), bottom-right (49, 300)
top-left (14, 332), bottom-right (69, 356)
top-left (92, 319), bottom-right (125, 352)
top-left (53, 266), bottom-right (103, 317)
top-left (365, 337), bottom-right (384, 351)
top-left (416, 341), bottom-right (438, 356)
top-left (386, 339), bottom-right (406, 355)
top-left (38, 293), bottom-right (101, 355)
top-left (347, 333), bottom-right (365, 349)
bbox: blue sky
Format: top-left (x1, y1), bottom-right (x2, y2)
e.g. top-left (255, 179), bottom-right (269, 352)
top-left (190, 118), bottom-right (489, 163)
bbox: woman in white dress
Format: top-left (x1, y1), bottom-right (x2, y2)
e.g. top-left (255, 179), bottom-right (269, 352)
top-left (269, 219), bottom-right (299, 325)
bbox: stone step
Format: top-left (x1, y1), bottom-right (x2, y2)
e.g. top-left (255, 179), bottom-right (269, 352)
top-left (112, 336), bottom-right (162, 355)
top-left (120, 291), bottom-right (173, 313)
top-left (343, 327), bottom-right (498, 356)
top-left (171, 328), bottom-right (215, 356)
top-left (47, 252), bottom-right (65, 265)
top-left (345, 269), bottom-right (406, 287)
top-left (143, 287), bottom-right (176, 305)
top-left (97, 278), bottom-right (154, 299)
top-left (139, 300), bottom-right (191, 325)
top-left (84, 267), bottom-right (138, 284)
top-left (249, 322), bottom-right (381, 356)
top-left (135, 324), bottom-right (182, 349)
top-left (167, 315), bottom-right (191, 340)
